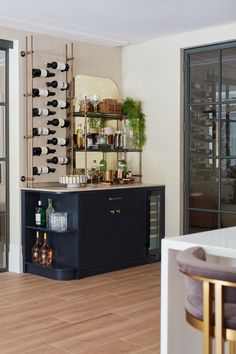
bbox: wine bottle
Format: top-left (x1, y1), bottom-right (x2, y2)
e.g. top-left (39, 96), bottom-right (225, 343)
top-left (46, 61), bottom-right (69, 72)
top-left (33, 147), bottom-right (56, 156)
top-left (47, 118), bottom-right (70, 128)
top-left (35, 200), bottom-right (46, 226)
top-left (32, 68), bottom-right (55, 78)
top-left (33, 108), bottom-right (56, 117)
top-left (40, 233), bottom-right (53, 266)
top-left (31, 230), bottom-right (42, 264)
top-left (47, 137), bottom-right (69, 146)
top-left (33, 166), bottom-right (56, 175)
top-left (46, 156), bottom-right (70, 165)
top-left (46, 198), bottom-right (55, 228)
top-left (32, 88), bottom-right (55, 97)
top-left (46, 80), bottom-right (70, 91)
top-left (47, 99), bottom-right (70, 109)
top-left (33, 127), bottom-right (56, 136)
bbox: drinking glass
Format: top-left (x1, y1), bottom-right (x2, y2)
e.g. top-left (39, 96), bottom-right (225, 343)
top-left (90, 95), bottom-right (101, 113)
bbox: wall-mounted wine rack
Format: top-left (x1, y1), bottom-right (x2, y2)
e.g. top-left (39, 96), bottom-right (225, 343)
top-left (21, 35), bottom-right (74, 188)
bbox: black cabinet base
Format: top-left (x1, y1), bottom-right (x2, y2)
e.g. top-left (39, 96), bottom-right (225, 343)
top-left (24, 262), bottom-right (77, 281)
top-left (78, 257), bottom-right (146, 278)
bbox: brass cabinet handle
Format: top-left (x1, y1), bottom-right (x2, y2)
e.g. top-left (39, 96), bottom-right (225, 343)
top-left (109, 197), bottom-right (123, 201)
top-left (116, 209), bottom-right (121, 214)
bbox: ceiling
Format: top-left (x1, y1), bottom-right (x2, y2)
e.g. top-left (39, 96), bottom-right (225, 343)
top-left (0, 0), bottom-right (236, 47)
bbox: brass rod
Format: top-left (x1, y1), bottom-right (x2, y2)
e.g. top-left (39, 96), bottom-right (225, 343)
top-left (30, 35), bottom-right (34, 187)
top-left (215, 283), bottom-right (224, 354)
top-left (25, 36), bottom-right (29, 187)
top-left (203, 281), bottom-right (212, 354)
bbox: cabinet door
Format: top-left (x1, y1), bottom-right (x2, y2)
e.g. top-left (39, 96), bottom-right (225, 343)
top-left (78, 190), bottom-right (146, 267)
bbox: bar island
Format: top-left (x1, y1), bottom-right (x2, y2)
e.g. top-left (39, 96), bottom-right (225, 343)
top-left (21, 184), bottom-right (165, 280)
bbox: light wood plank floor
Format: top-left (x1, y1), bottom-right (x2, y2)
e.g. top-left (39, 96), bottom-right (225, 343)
top-left (0, 263), bottom-right (160, 354)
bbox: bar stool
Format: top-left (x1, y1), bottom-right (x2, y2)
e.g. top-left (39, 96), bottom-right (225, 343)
top-left (176, 247), bottom-right (236, 354)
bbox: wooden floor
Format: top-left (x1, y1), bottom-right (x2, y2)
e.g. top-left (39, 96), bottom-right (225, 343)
top-left (0, 263), bottom-right (160, 354)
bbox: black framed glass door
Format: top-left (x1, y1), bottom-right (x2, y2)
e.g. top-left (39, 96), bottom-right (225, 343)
top-left (184, 41), bottom-right (236, 234)
top-left (0, 39), bottom-right (13, 270)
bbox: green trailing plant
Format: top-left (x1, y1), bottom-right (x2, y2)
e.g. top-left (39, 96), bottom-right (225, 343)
top-left (123, 97), bottom-right (146, 149)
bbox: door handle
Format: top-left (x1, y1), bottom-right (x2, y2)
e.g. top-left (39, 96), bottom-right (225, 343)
top-left (110, 209), bottom-right (115, 214)
top-left (109, 197), bottom-right (123, 201)
top-left (116, 209), bottom-right (121, 214)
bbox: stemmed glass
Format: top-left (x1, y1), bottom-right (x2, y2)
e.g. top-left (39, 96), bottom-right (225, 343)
top-left (79, 94), bottom-right (90, 112)
top-left (90, 94), bottom-right (101, 113)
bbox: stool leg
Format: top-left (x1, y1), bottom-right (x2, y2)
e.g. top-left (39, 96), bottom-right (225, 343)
top-left (229, 341), bottom-right (235, 354)
top-left (203, 281), bottom-right (212, 354)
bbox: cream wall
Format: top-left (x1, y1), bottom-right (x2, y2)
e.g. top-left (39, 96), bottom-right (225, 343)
top-left (0, 26), bottom-right (122, 272)
top-left (122, 22), bottom-right (236, 238)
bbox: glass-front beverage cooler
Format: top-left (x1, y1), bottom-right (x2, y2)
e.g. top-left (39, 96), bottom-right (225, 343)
top-left (146, 188), bottom-right (165, 262)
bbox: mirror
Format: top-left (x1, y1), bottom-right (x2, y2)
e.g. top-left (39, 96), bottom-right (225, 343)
top-left (74, 74), bottom-right (120, 112)
top-left (74, 75), bottom-right (121, 171)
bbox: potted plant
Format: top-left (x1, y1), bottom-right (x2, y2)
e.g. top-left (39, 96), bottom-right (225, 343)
top-left (123, 97), bottom-right (146, 149)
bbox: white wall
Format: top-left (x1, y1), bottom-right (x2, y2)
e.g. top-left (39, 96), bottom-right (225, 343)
top-left (0, 26), bottom-right (122, 272)
top-left (122, 22), bottom-right (236, 237)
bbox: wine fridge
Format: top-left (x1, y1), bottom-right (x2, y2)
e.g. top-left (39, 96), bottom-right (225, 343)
top-left (146, 188), bottom-right (165, 262)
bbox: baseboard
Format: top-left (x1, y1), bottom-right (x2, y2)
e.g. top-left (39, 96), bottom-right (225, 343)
top-left (9, 243), bottom-right (23, 273)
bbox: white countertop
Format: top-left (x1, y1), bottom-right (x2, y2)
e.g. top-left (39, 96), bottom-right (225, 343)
top-left (164, 226), bottom-right (236, 258)
top-left (21, 183), bottom-right (164, 193)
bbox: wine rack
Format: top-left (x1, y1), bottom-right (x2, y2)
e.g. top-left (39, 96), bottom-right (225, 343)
top-left (21, 35), bottom-right (74, 187)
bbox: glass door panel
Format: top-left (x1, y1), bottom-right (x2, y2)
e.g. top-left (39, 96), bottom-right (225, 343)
top-left (0, 161), bottom-right (6, 269)
top-left (0, 106), bottom-right (5, 158)
top-left (190, 51), bottom-right (219, 104)
top-left (189, 158), bottom-right (218, 210)
top-left (221, 159), bottom-right (236, 211)
top-left (222, 48), bottom-right (236, 101)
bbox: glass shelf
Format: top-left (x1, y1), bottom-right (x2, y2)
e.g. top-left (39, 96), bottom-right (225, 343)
top-left (73, 111), bottom-right (125, 120)
top-left (74, 147), bottom-right (141, 153)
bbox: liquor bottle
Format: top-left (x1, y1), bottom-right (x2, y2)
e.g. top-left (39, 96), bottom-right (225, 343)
top-left (76, 124), bottom-right (84, 148)
top-left (35, 200), bottom-right (46, 226)
top-left (33, 108), bottom-right (56, 117)
top-left (46, 61), bottom-right (69, 72)
top-left (46, 80), bottom-right (70, 91)
top-left (32, 88), bottom-right (55, 97)
top-left (32, 68), bottom-right (55, 78)
top-left (33, 166), bottom-right (56, 176)
top-left (114, 130), bottom-right (122, 149)
top-left (47, 118), bottom-right (70, 128)
top-left (33, 147), bottom-right (56, 156)
top-left (31, 231), bottom-right (42, 264)
top-left (40, 232), bottom-right (53, 266)
top-left (99, 158), bottom-right (107, 173)
top-left (117, 155), bottom-right (128, 179)
top-left (47, 137), bottom-right (69, 146)
top-left (47, 99), bottom-right (70, 109)
top-left (33, 127), bottom-right (56, 137)
top-left (46, 156), bottom-right (70, 165)
top-left (46, 198), bottom-right (55, 228)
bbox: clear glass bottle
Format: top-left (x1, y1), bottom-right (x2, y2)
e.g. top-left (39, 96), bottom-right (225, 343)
top-left (35, 200), bottom-right (46, 226)
top-left (31, 231), bottom-right (41, 264)
top-left (46, 198), bottom-right (55, 228)
top-left (40, 232), bottom-right (53, 266)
